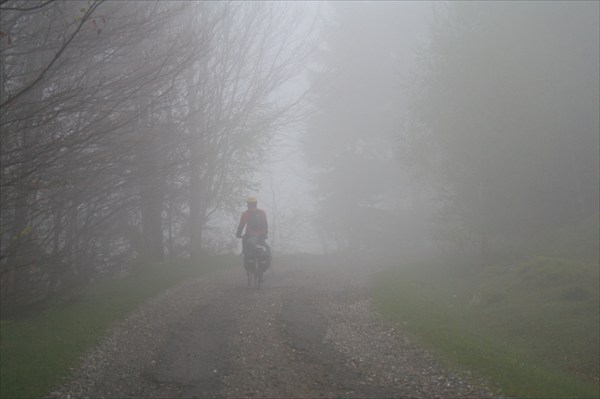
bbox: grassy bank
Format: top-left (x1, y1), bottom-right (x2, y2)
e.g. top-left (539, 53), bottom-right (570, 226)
top-left (0, 255), bottom-right (236, 399)
top-left (372, 255), bottom-right (599, 398)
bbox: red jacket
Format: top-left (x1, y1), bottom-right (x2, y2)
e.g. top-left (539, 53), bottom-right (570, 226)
top-left (236, 207), bottom-right (268, 238)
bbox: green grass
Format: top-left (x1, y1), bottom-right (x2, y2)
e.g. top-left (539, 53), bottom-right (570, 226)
top-left (372, 256), bottom-right (600, 398)
top-left (0, 255), bottom-right (236, 399)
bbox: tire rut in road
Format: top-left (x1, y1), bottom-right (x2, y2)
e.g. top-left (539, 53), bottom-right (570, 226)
top-left (280, 288), bottom-right (396, 398)
top-left (218, 269), bottom-right (398, 398)
top-left (145, 286), bottom-right (240, 398)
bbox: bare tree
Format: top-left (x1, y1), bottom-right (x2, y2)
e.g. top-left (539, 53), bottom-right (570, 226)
top-left (179, 2), bottom-right (315, 258)
top-left (0, 1), bottom-right (316, 311)
top-left (0, 1), bottom-right (206, 308)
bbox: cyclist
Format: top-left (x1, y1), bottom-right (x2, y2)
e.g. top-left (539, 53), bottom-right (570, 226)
top-left (236, 197), bottom-right (271, 270)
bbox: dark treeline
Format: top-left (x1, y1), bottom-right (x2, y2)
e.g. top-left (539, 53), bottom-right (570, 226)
top-left (0, 0), bottom-right (313, 310)
top-left (305, 2), bottom-right (599, 263)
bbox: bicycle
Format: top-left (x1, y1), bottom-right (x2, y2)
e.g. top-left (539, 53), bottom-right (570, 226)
top-left (243, 242), bottom-right (270, 289)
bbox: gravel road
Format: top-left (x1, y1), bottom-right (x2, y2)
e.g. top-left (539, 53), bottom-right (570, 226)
top-left (51, 256), bottom-right (503, 398)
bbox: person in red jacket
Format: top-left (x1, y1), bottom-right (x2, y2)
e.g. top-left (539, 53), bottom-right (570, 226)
top-left (236, 197), bottom-right (270, 264)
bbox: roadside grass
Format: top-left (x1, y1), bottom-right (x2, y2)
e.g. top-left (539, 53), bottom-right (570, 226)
top-left (371, 257), bottom-right (600, 398)
top-left (0, 255), bottom-right (236, 399)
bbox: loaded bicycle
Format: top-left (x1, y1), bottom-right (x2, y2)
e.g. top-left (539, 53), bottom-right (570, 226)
top-left (235, 197), bottom-right (271, 288)
top-left (243, 240), bottom-right (271, 289)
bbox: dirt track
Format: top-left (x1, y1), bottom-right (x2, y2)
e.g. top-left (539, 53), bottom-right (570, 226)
top-left (52, 256), bottom-right (502, 398)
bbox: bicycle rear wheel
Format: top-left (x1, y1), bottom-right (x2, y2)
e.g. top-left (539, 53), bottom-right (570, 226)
top-left (255, 267), bottom-right (262, 289)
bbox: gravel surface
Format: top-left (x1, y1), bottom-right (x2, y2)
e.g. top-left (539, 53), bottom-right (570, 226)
top-left (50, 257), bottom-right (504, 398)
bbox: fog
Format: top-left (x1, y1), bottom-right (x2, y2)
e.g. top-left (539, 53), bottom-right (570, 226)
top-left (1, 0), bottom-right (598, 309)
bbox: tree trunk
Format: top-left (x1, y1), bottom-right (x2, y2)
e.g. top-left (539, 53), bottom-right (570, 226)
top-left (140, 151), bottom-right (165, 261)
top-left (188, 153), bottom-right (204, 259)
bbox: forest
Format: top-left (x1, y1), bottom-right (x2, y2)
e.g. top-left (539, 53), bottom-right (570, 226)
top-left (1, 0), bottom-right (598, 317)
top-left (1, 1), bottom-right (315, 311)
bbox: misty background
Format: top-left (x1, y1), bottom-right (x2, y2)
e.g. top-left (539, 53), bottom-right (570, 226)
top-left (1, 1), bottom-right (598, 311)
